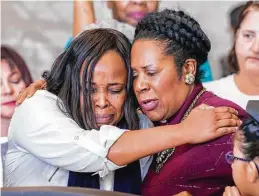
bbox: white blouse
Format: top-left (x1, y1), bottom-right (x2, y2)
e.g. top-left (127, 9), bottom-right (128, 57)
top-left (4, 90), bottom-right (153, 190)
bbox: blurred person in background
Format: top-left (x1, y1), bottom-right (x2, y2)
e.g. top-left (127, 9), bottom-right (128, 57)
top-left (72, 0), bottom-right (159, 38)
top-left (204, 1), bottom-right (259, 110)
top-left (220, 3), bottom-right (246, 77)
top-left (1, 45), bottom-right (33, 137)
top-left (70, 1), bottom-right (213, 83)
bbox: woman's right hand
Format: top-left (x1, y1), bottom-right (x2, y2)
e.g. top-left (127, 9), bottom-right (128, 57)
top-left (181, 104), bottom-right (241, 144)
top-left (16, 79), bottom-right (46, 105)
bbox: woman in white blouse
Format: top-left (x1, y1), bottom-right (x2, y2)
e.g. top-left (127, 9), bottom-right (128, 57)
top-left (5, 29), bottom-right (240, 194)
top-left (204, 2), bottom-right (259, 109)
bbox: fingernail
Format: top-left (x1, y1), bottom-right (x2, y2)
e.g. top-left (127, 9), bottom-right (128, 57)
top-left (27, 95), bottom-right (31, 98)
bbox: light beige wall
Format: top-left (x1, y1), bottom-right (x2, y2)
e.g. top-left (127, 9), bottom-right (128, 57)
top-left (1, 1), bottom-right (245, 80)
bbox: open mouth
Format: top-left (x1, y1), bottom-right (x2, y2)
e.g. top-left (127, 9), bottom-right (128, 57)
top-left (95, 114), bottom-right (114, 124)
top-left (139, 99), bottom-right (159, 112)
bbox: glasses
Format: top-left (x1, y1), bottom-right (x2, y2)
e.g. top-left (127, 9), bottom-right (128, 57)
top-left (225, 151), bottom-right (250, 164)
top-left (225, 151), bottom-right (259, 173)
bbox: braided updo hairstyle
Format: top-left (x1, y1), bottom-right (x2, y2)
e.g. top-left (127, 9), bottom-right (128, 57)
top-left (133, 9), bottom-right (211, 83)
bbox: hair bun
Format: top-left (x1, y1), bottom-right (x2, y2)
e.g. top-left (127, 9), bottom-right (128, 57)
top-left (135, 9), bottom-right (211, 63)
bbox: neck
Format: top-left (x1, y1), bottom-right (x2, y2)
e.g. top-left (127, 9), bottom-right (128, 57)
top-left (1, 118), bottom-right (10, 137)
top-left (234, 73), bottom-right (259, 95)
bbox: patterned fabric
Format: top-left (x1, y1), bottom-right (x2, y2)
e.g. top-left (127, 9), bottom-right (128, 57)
top-left (142, 83), bottom-right (248, 196)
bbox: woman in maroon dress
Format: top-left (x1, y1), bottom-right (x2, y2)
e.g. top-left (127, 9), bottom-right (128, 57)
top-left (131, 9), bottom-right (248, 196)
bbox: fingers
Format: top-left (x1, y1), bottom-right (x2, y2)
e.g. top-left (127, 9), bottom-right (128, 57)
top-left (27, 85), bottom-right (38, 98)
top-left (16, 80), bottom-right (46, 105)
top-left (215, 112), bottom-right (239, 121)
top-left (216, 119), bottom-right (242, 129)
top-left (214, 106), bottom-right (238, 115)
top-left (16, 90), bottom-right (28, 105)
top-left (224, 186), bottom-right (241, 196)
top-left (215, 127), bottom-right (238, 137)
top-left (16, 84), bottom-right (36, 105)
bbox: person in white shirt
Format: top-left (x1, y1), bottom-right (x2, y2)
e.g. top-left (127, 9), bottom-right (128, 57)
top-left (204, 2), bottom-right (259, 109)
top-left (6, 28), bottom-right (240, 194)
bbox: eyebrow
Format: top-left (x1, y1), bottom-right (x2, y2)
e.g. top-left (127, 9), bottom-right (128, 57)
top-left (133, 64), bottom-right (154, 70)
top-left (90, 82), bottom-right (125, 86)
top-left (107, 83), bottom-right (125, 86)
top-left (241, 29), bottom-right (257, 33)
top-left (9, 71), bottom-right (20, 77)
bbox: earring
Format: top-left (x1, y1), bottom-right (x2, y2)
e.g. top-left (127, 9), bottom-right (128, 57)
top-left (185, 73), bottom-right (195, 85)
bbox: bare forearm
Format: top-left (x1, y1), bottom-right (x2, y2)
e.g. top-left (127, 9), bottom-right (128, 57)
top-left (73, 0), bottom-right (95, 37)
top-left (107, 124), bottom-right (186, 166)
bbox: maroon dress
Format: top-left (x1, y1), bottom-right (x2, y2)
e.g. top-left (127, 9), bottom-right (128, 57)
top-left (142, 83), bottom-right (248, 196)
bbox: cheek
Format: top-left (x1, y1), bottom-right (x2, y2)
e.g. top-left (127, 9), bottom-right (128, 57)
top-left (13, 81), bottom-right (27, 96)
top-left (156, 74), bottom-right (184, 106)
top-left (235, 39), bottom-right (249, 62)
top-left (110, 92), bottom-right (126, 116)
top-left (232, 162), bottom-right (246, 187)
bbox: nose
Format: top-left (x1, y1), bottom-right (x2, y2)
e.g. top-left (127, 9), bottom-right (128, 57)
top-left (1, 81), bottom-right (13, 96)
top-left (134, 74), bottom-right (150, 94)
top-left (131, 0), bottom-right (147, 5)
top-left (251, 36), bottom-right (259, 54)
top-left (94, 90), bottom-right (109, 109)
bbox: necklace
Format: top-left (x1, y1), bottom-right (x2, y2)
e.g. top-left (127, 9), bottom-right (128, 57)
top-left (155, 88), bottom-right (206, 173)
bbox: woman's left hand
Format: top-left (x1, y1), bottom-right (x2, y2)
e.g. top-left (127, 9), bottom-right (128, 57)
top-left (223, 186), bottom-right (242, 196)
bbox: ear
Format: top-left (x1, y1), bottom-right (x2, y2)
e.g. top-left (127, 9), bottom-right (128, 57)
top-left (106, 1), bottom-right (113, 9)
top-left (182, 58), bottom-right (197, 76)
top-left (246, 161), bottom-right (258, 183)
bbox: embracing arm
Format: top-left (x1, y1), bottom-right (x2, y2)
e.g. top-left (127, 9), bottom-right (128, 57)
top-left (108, 105), bottom-right (240, 165)
top-left (12, 91), bottom-right (240, 177)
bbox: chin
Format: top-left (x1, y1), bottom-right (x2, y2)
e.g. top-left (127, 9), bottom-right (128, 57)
top-left (144, 111), bottom-right (163, 122)
top-left (1, 111), bottom-right (14, 120)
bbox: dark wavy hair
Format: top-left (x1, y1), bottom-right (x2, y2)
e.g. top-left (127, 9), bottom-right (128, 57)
top-left (228, 1), bottom-right (259, 73)
top-left (1, 45), bottom-right (33, 86)
top-left (238, 117), bottom-right (259, 162)
top-left (46, 28), bottom-right (139, 130)
top-left (133, 9), bottom-right (211, 83)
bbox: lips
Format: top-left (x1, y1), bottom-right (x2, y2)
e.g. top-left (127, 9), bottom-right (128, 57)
top-left (248, 57), bottom-right (259, 62)
top-left (2, 101), bottom-right (16, 107)
top-left (95, 114), bottom-right (114, 124)
top-left (128, 11), bottom-right (147, 21)
top-left (139, 99), bottom-right (159, 112)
